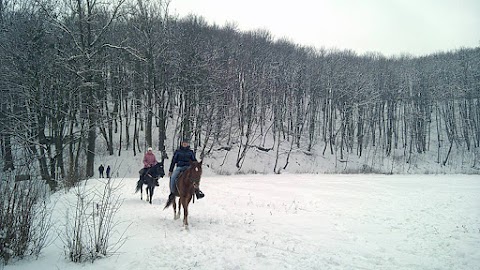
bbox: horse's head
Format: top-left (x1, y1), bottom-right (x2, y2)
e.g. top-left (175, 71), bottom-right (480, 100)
top-left (188, 160), bottom-right (202, 189)
top-left (150, 161), bottom-right (165, 178)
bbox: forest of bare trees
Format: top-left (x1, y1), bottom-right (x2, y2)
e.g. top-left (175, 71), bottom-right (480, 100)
top-left (1, 0), bottom-right (479, 188)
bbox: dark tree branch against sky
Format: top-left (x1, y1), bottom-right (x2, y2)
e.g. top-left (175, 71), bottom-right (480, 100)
top-left (169, 0), bottom-right (480, 57)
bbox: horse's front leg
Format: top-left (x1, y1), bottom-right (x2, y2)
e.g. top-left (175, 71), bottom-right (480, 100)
top-left (149, 187), bottom-right (154, 204)
top-left (182, 196), bottom-right (192, 227)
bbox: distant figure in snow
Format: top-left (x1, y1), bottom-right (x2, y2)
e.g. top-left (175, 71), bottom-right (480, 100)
top-left (98, 164), bottom-right (104, 178)
top-left (106, 165), bottom-right (111, 178)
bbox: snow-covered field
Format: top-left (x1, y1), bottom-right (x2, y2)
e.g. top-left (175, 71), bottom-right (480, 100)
top-left (4, 174), bottom-right (480, 270)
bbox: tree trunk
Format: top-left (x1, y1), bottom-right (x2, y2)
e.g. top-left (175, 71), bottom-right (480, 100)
top-left (1, 133), bottom-right (14, 171)
top-left (86, 113), bottom-right (96, 178)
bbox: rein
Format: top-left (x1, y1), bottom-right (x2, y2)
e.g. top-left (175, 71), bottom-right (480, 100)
top-left (145, 163), bottom-right (163, 179)
top-left (190, 178), bottom-right (200, 184)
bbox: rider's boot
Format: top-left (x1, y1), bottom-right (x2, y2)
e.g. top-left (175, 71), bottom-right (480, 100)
top-left (195, 189), bottom-right (205, 199)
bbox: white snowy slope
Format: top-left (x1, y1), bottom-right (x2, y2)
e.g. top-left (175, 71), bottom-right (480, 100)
top-left (4, 174), bottom-right (480, 270)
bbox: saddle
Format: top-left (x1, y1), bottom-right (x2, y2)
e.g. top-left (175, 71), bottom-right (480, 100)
top-left (139, 168), bottom-right (159, 186)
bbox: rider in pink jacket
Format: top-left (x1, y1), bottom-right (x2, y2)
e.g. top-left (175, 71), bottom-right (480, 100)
top-left (140, 147), bottom-right (159, 185)
top-left (143, 147), bottom-right (158, 168)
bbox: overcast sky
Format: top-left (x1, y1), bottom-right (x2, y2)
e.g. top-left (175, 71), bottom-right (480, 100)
top-left (168, 0), bottom-right (480, 57)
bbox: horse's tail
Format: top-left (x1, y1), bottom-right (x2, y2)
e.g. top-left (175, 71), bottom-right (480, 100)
top-left (135, 179), bottom-right (142, 193)
top-left (164, 193), bottom-right (175, 209)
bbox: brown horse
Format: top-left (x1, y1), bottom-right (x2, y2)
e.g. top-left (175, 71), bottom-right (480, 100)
top-left (164, 160), bottom-right (202, 227)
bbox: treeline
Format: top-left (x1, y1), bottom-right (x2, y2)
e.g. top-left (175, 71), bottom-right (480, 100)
top-left (1, 0), bottom-right (479, 189)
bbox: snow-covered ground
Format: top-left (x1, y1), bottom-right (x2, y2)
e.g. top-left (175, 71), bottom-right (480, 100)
top-left (4, 173), bottom-right (480, 270)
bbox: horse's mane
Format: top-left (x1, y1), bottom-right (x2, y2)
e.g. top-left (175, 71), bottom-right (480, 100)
top-left (178, 161), bottom-right (202, 184)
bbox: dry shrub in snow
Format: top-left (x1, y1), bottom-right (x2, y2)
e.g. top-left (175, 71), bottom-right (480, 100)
top-left (60, 178), bottom-right (126, 263)
top-left (0, 173), bottom-right (52, 265)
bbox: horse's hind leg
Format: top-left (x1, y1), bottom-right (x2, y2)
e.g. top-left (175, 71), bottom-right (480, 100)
top-left (174, 197), bottom-right (181, 220)
top-left (172, 198), bottom-right (178, 220)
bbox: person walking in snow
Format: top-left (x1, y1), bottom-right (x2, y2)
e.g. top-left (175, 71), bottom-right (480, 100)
top-left (106, 165), bottom-right (111, 178)
top-left (98, 164), bottom-right (104, 178)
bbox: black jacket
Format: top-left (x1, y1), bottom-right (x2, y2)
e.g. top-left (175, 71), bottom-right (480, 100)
top-left (169, 146), bottom-right (197, 172)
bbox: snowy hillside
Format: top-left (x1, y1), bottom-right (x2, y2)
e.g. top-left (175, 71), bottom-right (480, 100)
top-left (4, 173), bottom-right (480, 270)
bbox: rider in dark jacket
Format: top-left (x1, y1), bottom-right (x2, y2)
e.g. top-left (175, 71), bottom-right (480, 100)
top-left (168, 139), bottom-right (204, 199)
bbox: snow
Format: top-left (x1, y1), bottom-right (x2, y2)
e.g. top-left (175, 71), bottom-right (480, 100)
top-left (4, 172), bottom-right (480, 270)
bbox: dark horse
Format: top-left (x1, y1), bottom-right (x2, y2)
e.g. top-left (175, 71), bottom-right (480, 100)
top-left (135, 162), bottom-right (165, 204)
top-left (164, 160), bottom-right (202, 227)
